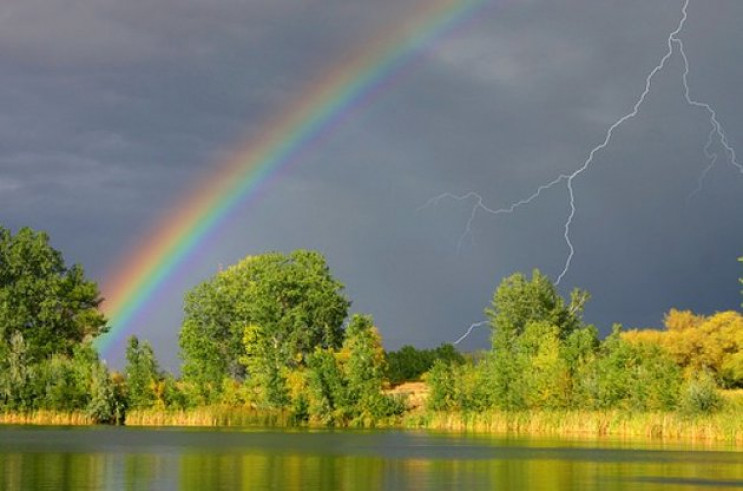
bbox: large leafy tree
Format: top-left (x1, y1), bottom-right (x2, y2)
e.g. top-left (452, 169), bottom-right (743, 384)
top-left (485, 270), bottom-right (595, 409)
top-left (180, 250), bottom-right (350, 402)
top-left (0, 226), bottom-right (107, 361)
top-left (485, 269), bottom-right (588, 340)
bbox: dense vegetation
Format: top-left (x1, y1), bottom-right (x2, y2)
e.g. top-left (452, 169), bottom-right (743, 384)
top-left (1, 225), bottom-right (741, 439)
top-left (0, 226), bottom-right (123, 423)
top-left (424, 270), bottom-right (730, 415)
top-left (385, 344), bottom-right (464, 385)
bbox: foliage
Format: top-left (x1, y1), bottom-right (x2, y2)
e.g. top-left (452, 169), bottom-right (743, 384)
top-left (290, 314), bottom-right (404, 426)
top-left (0, 336), bottom-right (124, 422)
top-left (488, 320), bottom-right (528, 410)
top-left (451, 359), bottom-right (495, 411)
top-left (1, 224), bottom-right (738, 430)
top-left (386, 343), bottom-right (464, 385)
top-left (180, 250), bottom-right (350, 403)
top-left (425, 360), bottom-right (456, 411)
top-left (518, 321), bottom-right (570, 409)
top-left (485, 269), bottom-right (588, 340)
top-left (125, 336), bottom-right (161, 409)
top-left (0, 331), bottom-right (33, 409)
top-left (679, 371), bottom-right (724, 415)
top-left (341, 315), bottom-right (388, 422)
top-left (623, 310), bottom-right (743, 388)
top-left (428, 273), bottom-right (691, 415)
top-left (0, 226), bottom-right (107, 362)
top-left (0, 225), bottom-right (119, 421)
top-left (305, 348), bottom-right (347, 425)
top-left (87, 362), bottom-right (124, 424)
top-left (240, 324), bottom-right (290, 409)
top-left (578, 327), bottom-right (682, 411)
top-left (560, 325), bottom-right (599, 405)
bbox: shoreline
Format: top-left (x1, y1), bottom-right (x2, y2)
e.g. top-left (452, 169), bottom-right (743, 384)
top-left (4, 408), bottom-right (740, 445)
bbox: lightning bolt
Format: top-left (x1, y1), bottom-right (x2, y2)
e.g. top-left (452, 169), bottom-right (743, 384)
top-left (678, 5), bottom-right (743, 198)
top-left (424, 0), bottom-right (742, 345)
top-left (452, 320), bottom-right (489, 345)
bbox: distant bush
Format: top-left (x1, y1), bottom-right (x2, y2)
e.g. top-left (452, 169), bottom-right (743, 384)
top-left (680, 372), bottom-right (724, 415)
top-left (386, 344), bottom-right (464, 385)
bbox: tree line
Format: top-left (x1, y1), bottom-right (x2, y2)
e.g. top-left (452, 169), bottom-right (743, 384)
top-left (426, 270), bottom-right (741, 415)
top-left (0, 225), bottom-right (741, 425)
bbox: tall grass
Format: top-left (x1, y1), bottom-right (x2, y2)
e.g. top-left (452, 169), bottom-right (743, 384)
top-left (0, 410), bottom-right (93, 425)
top-left (126, 406), bottom-right (403, 429)
top-left (405, 409), bottom-right (743, 443)
top-left (125, 406), bottom-right (293, 427)
top-left (3, 392), bottom-right (741, 445)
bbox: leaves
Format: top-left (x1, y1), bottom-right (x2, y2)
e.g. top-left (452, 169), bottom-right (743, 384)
top-left (623, 310), bottom-right (743, 388)
top-left (0, 226), bottom-right (107, 361)
top-left (125, 336), bottom-right (161, 409)
top-left (180, 250), bottom-right (350, 404)
top-left (486, 269), bottom-right (586, 341)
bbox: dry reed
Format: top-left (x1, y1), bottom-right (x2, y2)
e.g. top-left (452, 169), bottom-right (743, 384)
top-left (405, 409), bottom-right (743, 443)
top-left (0, 410), bottom-right (93, 426)
top-left (125, 406), bottom-right (292, 427)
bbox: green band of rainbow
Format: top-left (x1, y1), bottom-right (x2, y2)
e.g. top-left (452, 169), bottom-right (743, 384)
top-left (95, 0), bottom-right (494, 356)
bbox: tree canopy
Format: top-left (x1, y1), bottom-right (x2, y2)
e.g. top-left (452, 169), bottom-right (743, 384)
top-left (0, 226), bottom-right (107, 361)
top-left (485, 269), bottom-right (588, 340)
top-left (623, 309), bottom-right (743, 388)
top-left (385, 344), bottom-right (464, 385)
top-left (179, 250), bottom-right (350, 401)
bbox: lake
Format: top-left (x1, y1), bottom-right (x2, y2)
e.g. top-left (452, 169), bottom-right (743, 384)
top-left (0, 427), bottom-right (740, 490)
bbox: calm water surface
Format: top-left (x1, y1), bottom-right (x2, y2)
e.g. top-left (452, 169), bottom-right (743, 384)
top-left (0, 426), bottom-right (741, 490)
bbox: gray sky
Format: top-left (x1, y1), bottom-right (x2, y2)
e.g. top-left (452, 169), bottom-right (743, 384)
top-left (2, 0), bottom-right (741, 370)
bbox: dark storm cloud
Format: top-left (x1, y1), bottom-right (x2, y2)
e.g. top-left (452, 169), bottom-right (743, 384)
top-left (1, 0), bottom-right (741, 368)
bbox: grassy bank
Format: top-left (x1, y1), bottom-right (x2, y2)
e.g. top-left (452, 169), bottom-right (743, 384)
top-left (0, 411), bottom-right (93, 425)
top-left (4, 392), bottom-right (741, 445)
top-left (122, 406), bottom-right (742, 444)
top-left (404, 409), bottom-right (743, 443)
top-left (125, 406), bottom-right (294, 427)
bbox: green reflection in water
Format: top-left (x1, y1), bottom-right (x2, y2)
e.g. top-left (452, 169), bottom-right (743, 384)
top-left (0, 427), bottom-right (741, 490)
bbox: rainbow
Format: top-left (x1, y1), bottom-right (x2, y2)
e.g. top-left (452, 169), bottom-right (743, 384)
top-left (95, 0), bottom-right (493, 356)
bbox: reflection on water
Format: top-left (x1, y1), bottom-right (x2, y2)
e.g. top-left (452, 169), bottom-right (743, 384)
top-left (0, 427), bottom-right (741, 490)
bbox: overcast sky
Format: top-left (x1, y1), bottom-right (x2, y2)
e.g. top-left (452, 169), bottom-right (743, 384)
top-left (2, 0), bottom-right (741, 370)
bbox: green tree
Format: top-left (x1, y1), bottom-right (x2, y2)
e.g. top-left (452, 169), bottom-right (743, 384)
top-left (561, 325), bottom-right (599, 407)
top-left (159, 373), bottom-right (187, 410)
top-left (519, 321), bottom-right (570, 409)
top-left (0, 226), bottom-right (107, 361)
top-left (180, 250), bottom-right (350, 402)
top-left (240, 324), bottom-right (289, 408)
top-left (386, 346), bottom-right (427, 385)
top-left (451, 359), bottom-right (494, 411)
top-left (488, 322), bottom-right (529, 410)
top-left (342, 314), bottom-right (387, 421)
top-left (481, 271), bottom-right (595, 410)
top-left (0, 331), bottom-right (33, 409)
top-left (304, 348), bottom-right (347, 425)
top-left (577, 326), bottom-right (681, 411)
top-left (386, 343), bottom-right (464, 385)
top-left (679, 371), bottom-right (723, 414)
top-left (486, 269), bottom-right (588, 340)
top-left (425, 359), bottom-right (456, 411)
top-left (87, 362), bottom-right (120, 424)
top-left (124, 336), bottom-right (160, 409)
